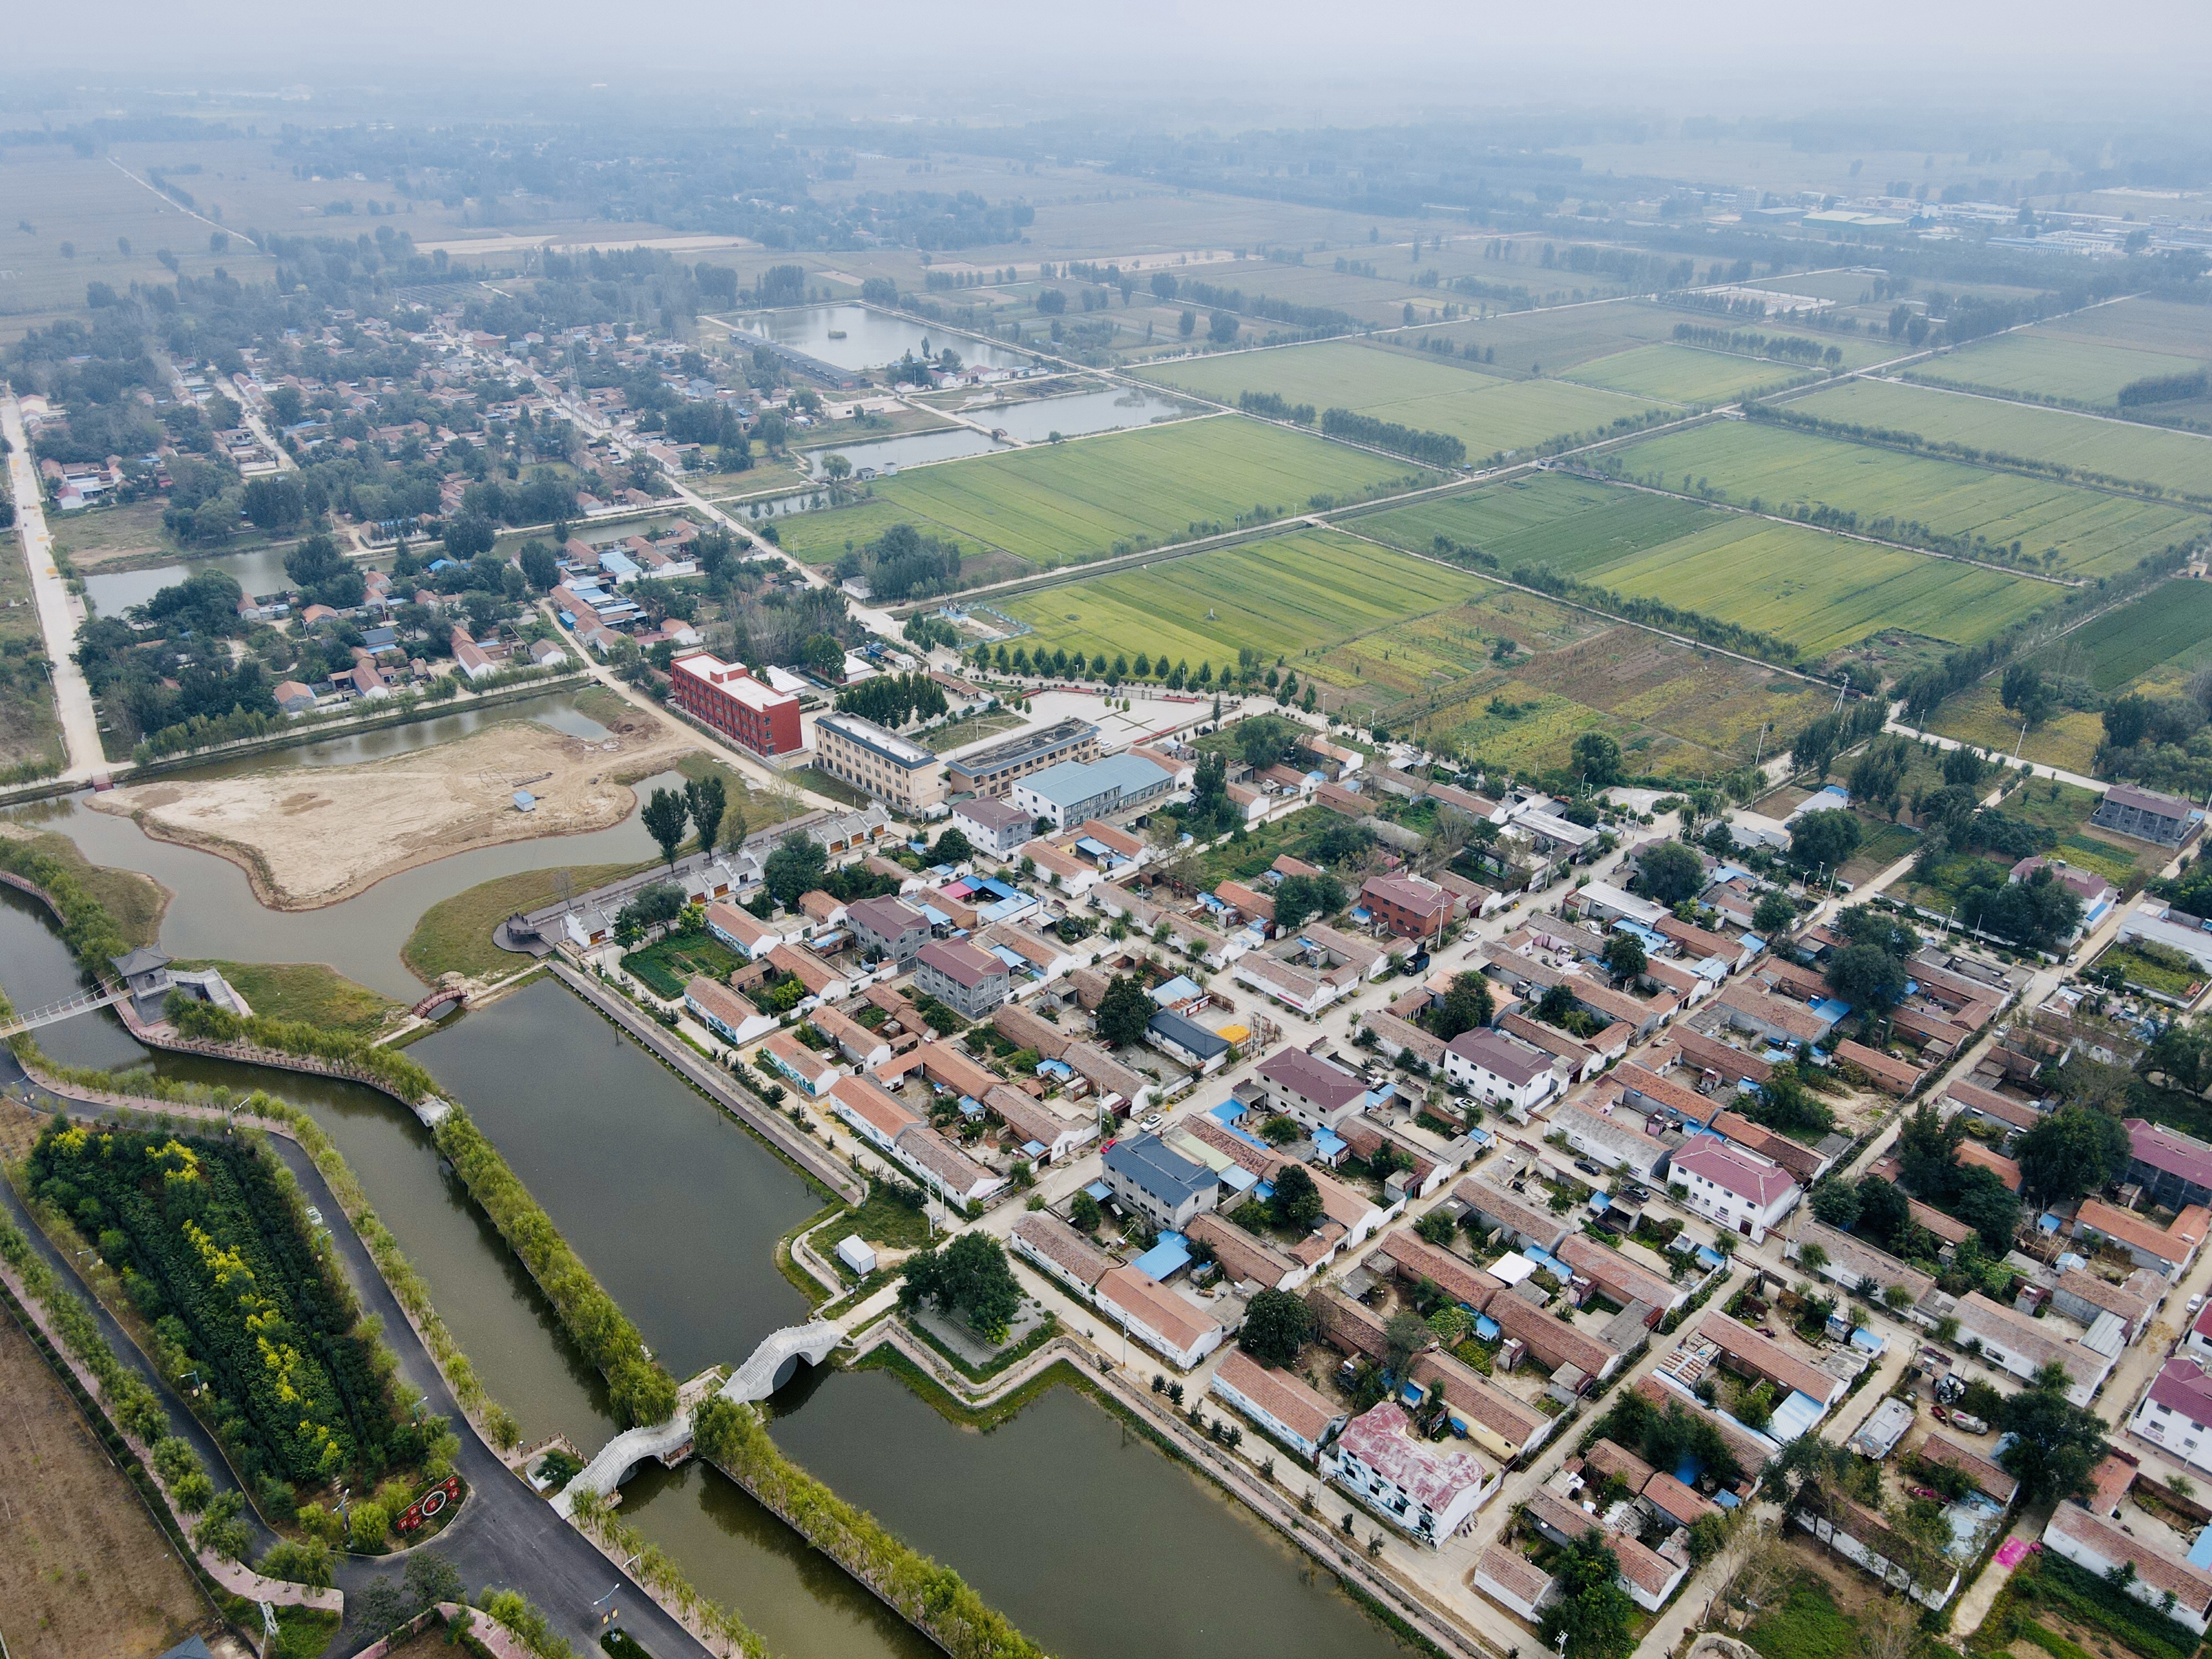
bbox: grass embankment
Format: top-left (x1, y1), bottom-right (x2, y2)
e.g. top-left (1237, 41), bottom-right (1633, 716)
top-left (0, 825), bottom-right (168, 947)
top-left (401, 863), bottom-right (638, 984)
top-left (171, 960), bottom-right (401, 1038)
top-left (692, 1394), bottom-right (1050, 1659)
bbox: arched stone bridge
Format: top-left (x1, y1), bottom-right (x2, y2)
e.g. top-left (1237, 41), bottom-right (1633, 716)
top-left (554, 1322), bottom-right (841, 1516)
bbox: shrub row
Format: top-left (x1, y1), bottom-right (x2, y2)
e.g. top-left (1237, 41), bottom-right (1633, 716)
top-left (168, 996), bottom-right (439, 1104)
top-left (693, 1395), bottom-right (1045, 1659)
top-left (430, 1107), bottom-right (677, 1427)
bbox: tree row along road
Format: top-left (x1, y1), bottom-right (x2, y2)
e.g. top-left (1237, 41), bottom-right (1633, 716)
top-left (0, 1049), bottom-right (712, 1659)
top-left (2, 389), bottom-right (107, 778)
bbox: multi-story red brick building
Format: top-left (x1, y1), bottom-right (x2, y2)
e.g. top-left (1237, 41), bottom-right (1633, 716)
top-left (1359, 873), bottom-right (1454, 943)
top-left (669, 651), bottom-right (801, 757)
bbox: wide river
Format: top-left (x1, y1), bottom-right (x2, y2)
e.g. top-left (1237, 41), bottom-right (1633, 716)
top-left (0, 723), bottom-right (1411, 1659)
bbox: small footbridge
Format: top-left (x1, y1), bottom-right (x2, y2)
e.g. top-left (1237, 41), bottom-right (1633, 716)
top-left (553, 1322), bottom-right (842, 1516)
top-left (0, 986), bottom-right (132, 1042)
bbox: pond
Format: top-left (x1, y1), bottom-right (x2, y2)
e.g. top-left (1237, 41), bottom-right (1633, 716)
top-left (728, 305), bottom-right (1031, 373)
top-left (83, 544), bottom-right (300, 618)
top-left (804, 426), bottom-right (1005, 478)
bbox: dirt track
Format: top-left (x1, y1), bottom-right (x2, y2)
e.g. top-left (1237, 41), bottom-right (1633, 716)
top-left (88, 709), bottom-right (697, 910)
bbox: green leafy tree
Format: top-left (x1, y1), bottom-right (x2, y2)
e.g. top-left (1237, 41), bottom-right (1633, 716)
top-left (1095, 974), bottom-right (1155, 1048)
top-left (641, 787), bottom-right (689, 869)
top-left (1896, 1104), bottom-right (1964, 1199)
top-left (1854, 1176), bottom-right (1912, 1251)
top-left (1425, 971), bottom-right (1494, 1042)
top-left (1240, 1288), bottom-right (1316, 1367)
top-left (763, 833), bottom-right (828, 907)
top-left (1637, 841), bottom-right (1705, 907)
top-left (899, 1232), bottom-right (1022, 1343)
top-left (1826, 942), bottom-right (1906, 1013)
top-left (2015, 1106), bottom-right (2130, 1207)
top-left (1540, 1530), bottom-right (1637, 1659)
top-left (1809, 1180), bottom-right (1861, 1229)
top-left (1070, 1190), bottom-right (1104, 1232)
top-left (1572, 732), bottom-right (1623, 787)
top-left (1270, 1164), bottom-right (1324, 1231)
top-left (684, 772), bottom-right (727, 857)
top-left (932, 827), bottom-right (975, 865)
top-left (1273, 873), bottom-right (1345, 933)
top-left (1601, 933), bottom-right (1647, 984)
top-left (518, 540), bottom-right (559, 591)
top-left (1790, 808), bottom-right (1861, 874)
top-left (1997, 1361), bottom-right (2110, 1504)
top-left (1752, 891), bottom-right (1796, 935)
top-left (1384, 1311), bottom-right (1433, 1378)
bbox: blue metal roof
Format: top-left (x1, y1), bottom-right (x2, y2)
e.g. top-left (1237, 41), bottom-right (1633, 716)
top-left (1132, 1233), bottom-right (1192, 1280)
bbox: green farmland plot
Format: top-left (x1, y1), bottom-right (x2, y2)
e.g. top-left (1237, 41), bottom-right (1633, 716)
top-left (2035, 296), bottom-right (2212, 366)
top-left (1590, 515), bottom-right (2053, 656)
top-left (1384, 300), bottom-right (1683, 378)
top-left (1561, 343), bottom-right (1817, 405)
top-left (1003, 528), bottom-right (1488, 670)
top-left (1354, 471), bottom-right (2052, 656)
top-left (1786, 378), bottom-right (2212, 499)
top-left (1354, 472), bottom-right (1723, 577)
top-left (2059, 578), bottom-right (2212, 691)
top-left (755, 415), bottom-right (1428, 572)
top-left (1610, 419), bottom-right (2210, 579)
top-left (1905, 332), bottom-right (2208, 408)
top-left (1139, 339), bottom-right (1663, 460)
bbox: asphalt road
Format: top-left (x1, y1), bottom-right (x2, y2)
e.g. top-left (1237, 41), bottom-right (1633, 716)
top-left (0, 1050), bottom-right (711, 1659)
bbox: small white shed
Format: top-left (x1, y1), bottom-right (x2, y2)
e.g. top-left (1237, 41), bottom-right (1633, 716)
top-left (836, 1235), bottom-right (878, 1276)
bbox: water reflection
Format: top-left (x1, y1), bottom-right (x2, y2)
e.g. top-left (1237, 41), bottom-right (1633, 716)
top-left (84, 546), bottom-right (300, 618)
top-left (805, 426), bottom-right (1004, 478)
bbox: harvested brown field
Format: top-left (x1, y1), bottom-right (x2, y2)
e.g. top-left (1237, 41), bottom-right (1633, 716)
top-left (0, 1300), bottom-right (216, 1659)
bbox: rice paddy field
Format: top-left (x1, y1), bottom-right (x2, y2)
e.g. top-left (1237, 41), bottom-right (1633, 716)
top-left (759, 414), bottom-right (1429, 571)
top-left (1349, 471), bottom-right (2056, 656)
top-left (2056, 296), bottom-right (2212, 364)
top-left (1559, 342), bottom-right (1817, 405)
top-left (1608, 419), bottom-right (2210, 579)
top-left (1783, 377), bottom-right (2212, 499)
top-left (1001, 528), bottom-right (1488, 670)
top-left (1138, 338), bottom-right (1661, 461)
top-left (2060, 579), bottom-right (2212, 692)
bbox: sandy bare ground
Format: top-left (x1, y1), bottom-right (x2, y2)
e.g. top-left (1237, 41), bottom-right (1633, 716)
top-left (89, 709), bottom-right (698, 910)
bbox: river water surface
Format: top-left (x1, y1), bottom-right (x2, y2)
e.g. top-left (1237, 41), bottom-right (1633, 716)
top-left (0, 736), bottom-right (1412, 1659)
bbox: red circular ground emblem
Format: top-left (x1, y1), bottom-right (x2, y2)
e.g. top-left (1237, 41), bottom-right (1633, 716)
top-left (398, 1475), bottom-right (465, 1535)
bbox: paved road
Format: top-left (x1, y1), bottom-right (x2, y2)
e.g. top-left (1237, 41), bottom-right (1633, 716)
top-left (2, 389), bottom-right (106, 778)
top-left (226, 373), bottom-right (299, 472)
top-left (0, 1051), bottom-right (709, 1659)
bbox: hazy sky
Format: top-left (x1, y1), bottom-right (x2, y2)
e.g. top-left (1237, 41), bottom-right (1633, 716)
top-left (11, 0), bottom-right (2211, 120)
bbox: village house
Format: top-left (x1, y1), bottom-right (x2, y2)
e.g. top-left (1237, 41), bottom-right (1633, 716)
top-left (1443, 1028), bottom-right (1559, 1112)
top-left (848, 895), bottom-right (931, 966)
top-left (683, 977), bottom-right (776, 1047)
top-left (1102, 1134), bottom-right (1219, 1232)
top-left (1211, 1349), bottom-right (1346, 1464)
top-left (915, 938), bottom-right (1013, 1019)
top-left (1326, 1402), bottom-right (1495, 1545)
top-left (1096, 1266), bottom-right (1224, 1371)
top-left (1668, 1139), bottom-right (1800, 1241)
top-left (1011, 1211), bottom-right (1115, 1297)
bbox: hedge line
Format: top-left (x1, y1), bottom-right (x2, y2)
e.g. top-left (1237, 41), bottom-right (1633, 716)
top-left (693, 1395), bottom-right (1046, 1659)
top-left (431, 1107), bottom-right (678, 1428)
top-left (168, 997), bottom-right (439, 1104)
